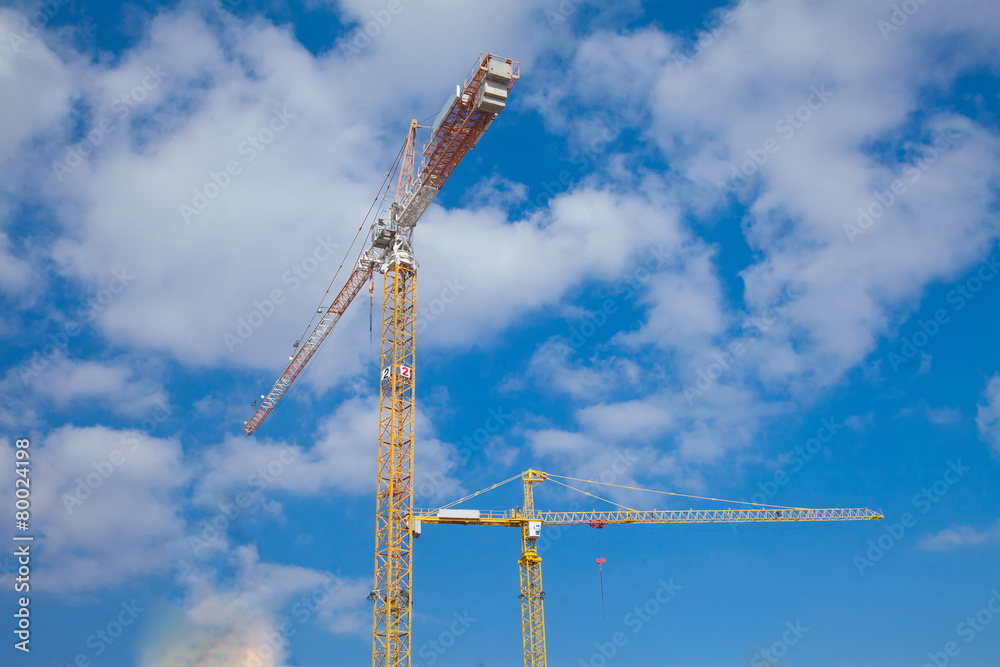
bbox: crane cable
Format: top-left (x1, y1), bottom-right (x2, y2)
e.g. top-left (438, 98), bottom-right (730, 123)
top-left (435, 473), bottom-right (523, 512)
top-left (596, 554), bottom-right (606, 622)
top-left (369, 279), bottom-right (374, 363)
top-left (545, 477), bottom-right (639, 513)
top-left (265, 115), bottom-right (440, 418)
top-left (545, 473), bottom-right (809, 511)
top-left (545, 476), bottom-right (618, 623)
top-left (262, 116), bottom-right (431, 411)
top-left (592, 524), bottom-right (606, 622)
top-left (256, 139), bottom-right (409, 416)
top-left (291, 138), bottom-right (408, 352)
top-left (434, 470), bottom-right (817, 516)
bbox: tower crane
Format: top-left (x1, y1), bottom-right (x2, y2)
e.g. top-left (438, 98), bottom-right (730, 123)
top-left (242, 53), bottom-right (520, 667)
top-left (240, 51), bottom-right (878, 667)
top-left (413, 469), bottom-right (883, 667)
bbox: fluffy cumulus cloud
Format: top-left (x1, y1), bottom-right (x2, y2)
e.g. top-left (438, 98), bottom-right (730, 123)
top-left (193, 395), bottom-right (462, 508)
top-left (648, 0), bottom-right (1000, 388)
top-left (918, 519), bottom-right (1000, 552)
top-left (2, 2), bottom-right (1000, 659)
top-left (1, 356), bottom-right (168, 420)
top-left (0, 7), bottom-right (76, 165)
top-left (0, 230), bottom-right (33, 297)
top-left (512, 0), bottom-right (1000, 481)
top-left (0, 2), bottom-right (558, 376)
top-left (416, 182), bottom-right (688, 351)
top-left (140, 546), bottom-right (368, 667)
top-left (0, 426), bottom-right (189, 592)
top-left (0, 421), bottom-right (372, 653)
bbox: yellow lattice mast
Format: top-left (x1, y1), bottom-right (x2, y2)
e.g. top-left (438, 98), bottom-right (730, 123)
top-left (518, 470), bottom-right (546, 667)
top-left (414, 469), bottom-right (882, 667)
top-left (371, 251), bottom-right (416, 666)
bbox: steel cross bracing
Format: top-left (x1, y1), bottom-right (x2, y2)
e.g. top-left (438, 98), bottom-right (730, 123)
top-left (372, 258), bottom-right (416, 667)
top-left (518, 471), bottom-right (546, 667)
top-left (243, 52), bottom-right (519, 437)
top-left (419, 56), bottom-right (520, 189)
top-left (368, 52), bottom-right (517, 667)
top-left (412, 470), bottom-right (882, 667)
top-left (243, 264), bottom-right (373, 435)
top-left (395, 53), bottom-right (519, 230)
top-left (415, 506), bottom-right (884, 526)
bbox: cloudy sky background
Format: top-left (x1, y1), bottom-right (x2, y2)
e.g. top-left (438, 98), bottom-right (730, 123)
top-left (1, 0), bottom-right (999, 665)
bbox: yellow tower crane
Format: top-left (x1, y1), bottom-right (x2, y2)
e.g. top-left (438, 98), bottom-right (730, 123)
top-left (240, 52), bottom-right (878, 667)
top-left (242, 53), bottom-right (520, 667)
top-left (413, 469), bottom-right (883, 667)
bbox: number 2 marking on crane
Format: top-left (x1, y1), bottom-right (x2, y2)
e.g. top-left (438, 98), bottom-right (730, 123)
top-left (399, 365), bottom-right (411, 379)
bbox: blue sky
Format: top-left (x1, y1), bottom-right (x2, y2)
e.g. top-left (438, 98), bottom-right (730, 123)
top-left (1, 0), bottom-right (999, 665)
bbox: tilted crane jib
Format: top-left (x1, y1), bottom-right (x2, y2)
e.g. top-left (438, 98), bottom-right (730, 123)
top-left (242, 53), bottom-right (519, 436)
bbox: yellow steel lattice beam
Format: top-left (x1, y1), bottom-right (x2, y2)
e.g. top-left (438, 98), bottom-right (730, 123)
top-left (372, 263), bottom-right (416, 667)
top-left (413, 470), bottom-right (881, 667)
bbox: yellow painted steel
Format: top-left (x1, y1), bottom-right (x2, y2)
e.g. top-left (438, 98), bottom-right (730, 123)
top-left (413, 506), bottom-right (883, 527)
top-left (369, 54), bottom-right (518, 667)
top-left (371, 262), bottom-right (416, 667)
top-left (414, 470), bottom-right (882, 667)
top-left (241, 54), bottom-right (520, 667)
top-left (518, 470), bottom-right (547, 667)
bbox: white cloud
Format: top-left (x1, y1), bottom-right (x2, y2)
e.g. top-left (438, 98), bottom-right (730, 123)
top-left (140, 545), bottom-right (368, 667)
top-left (510, 0), bottom-right (1000, 476)
top-left (524, 383), bottom-right (775, 486)
top-left (0, 426), bottom-right (189, 592)
top-left (918, 520), bottom-right (1000, 551)
top-left (845, 410), bottom-right (875, 432)
top-left (543, 0), bottom-right (1000, 381)
top-left (0, 3), bottom-right (569, 375)
top-left (619, 242), bottom-right (726, 354)
top-left (414, 184), bottom-right (688, 352)
top-left (917, 352), bottom-right (932, 375)
top-left (925, 405), bottom-right (961, 426)
top-left (0, 421), bottom-right (381, 641)
top-left (2, 356), bottom-right (168, 418)
top-left (194, 394), bottom-right (462, 507)
top-left (0, 231), bottom-right (32, 295)
top-left (0, 8), bottom-right (76, 162)
top-left (462, 173), bottom-right (528, 209)
top-left (577, 399), bottom-right (675, 442)
top-left (525, 339), bottom-right (640, 401)
top-left (977, 373), bottom-right (1000, 454)
top-left (646, 2), bottom-right (1000, 389)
